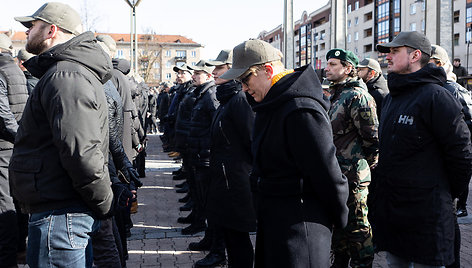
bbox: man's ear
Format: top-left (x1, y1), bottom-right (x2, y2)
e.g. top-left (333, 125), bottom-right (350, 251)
top-left (47, 24), bottom-right (59, 39)
top-left (264, 64), bottom-right (274, 78)
top-left (410, 49), bottom-right (422, 63)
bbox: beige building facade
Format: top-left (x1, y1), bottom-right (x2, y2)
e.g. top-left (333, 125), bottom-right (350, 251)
top-left (1, 30), bottom-right (202, 86)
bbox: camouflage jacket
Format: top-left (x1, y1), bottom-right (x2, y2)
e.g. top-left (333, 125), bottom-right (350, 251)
top-left (328, 77), bottom-right (379, 187)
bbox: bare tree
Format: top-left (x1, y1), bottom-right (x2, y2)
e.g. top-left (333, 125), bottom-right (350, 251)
top-left (138, 28), bottom-right (163, 84)
top-left (80, 0), bottom-right (101, 32)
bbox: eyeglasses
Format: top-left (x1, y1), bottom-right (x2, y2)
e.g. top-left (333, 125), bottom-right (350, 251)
top-left (237, 72), bottom-right (253, 86)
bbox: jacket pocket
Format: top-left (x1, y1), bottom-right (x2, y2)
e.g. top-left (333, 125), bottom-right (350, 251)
top-left (9, 157), bottom-right (42, 204)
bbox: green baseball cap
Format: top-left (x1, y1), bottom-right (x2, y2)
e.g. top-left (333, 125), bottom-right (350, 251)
top-left (376, 31), bottom-right (431, 56)
top-left (188, 60), bottom-right (214, 74)
top-left (206, 49), bottom-right (232, 66)
top-left (219, 39), bottom-right (283, 80)
top-left (326, 48), bottom-right (359, 67)
top-left (15, 2), bottom-right (82, 36)
top-left (0, 34), bottom-right (12, 52)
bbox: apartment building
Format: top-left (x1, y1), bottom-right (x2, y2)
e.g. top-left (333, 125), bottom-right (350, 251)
top-left (258, 0), bottom-right (472, 74)
top-left (2, 30), bottom-right (202, 86)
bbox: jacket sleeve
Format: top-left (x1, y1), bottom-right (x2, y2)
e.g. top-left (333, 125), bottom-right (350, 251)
top-left (350, 93), bottom-right (380, 166)
top-left (42, 72), bottom-right (113, 217)
top-left (0, 75), bottom-right (19, 143)
top-left (285, 109), bottom-right (349, 228)
top-left (230, 94), bottom-right (254, 157)
top-left (431, 89), bottom-right (472, 198)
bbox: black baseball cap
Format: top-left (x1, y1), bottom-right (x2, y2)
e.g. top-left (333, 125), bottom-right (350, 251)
top-left (377, 31), bottom-right (431, 56)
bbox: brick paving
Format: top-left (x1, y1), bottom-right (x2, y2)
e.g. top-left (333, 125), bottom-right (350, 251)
top-left (17, 133), bottom-right (472, 267)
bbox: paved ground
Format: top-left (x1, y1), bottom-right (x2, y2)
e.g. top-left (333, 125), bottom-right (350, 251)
top-left (18, 133), bottom-right (472, 267)
top-left (126, 133), bottom-right (472, 268)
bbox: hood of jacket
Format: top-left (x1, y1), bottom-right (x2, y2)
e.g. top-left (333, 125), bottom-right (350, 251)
top-left (24, 31), bottom-right (112, 83)
top-left (387, 63), bottom-right (447, 96)
top-left (112, 58), bottom-right (131, 75)
top-left (253, 65), bottom-right (329, 112)
top-left (216, 80), bottom-right (241, 104)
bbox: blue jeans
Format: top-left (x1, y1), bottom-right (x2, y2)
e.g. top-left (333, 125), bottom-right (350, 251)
top-left (386, 252), bottom-right (446, 268)
top-left (27, 207), bottom-right (100, 268)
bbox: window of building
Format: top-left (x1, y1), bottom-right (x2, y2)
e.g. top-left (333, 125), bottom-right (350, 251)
top-left (377, 2), bottom-right (389, 19)
top-left (348, 20), bottom-right (352, 28)
top-left (421, 20), bottom-right (425, 33)
top-left (153, 62), bottom-right (160, 68)
top-left (320, 43), bottom-right (325, 50)
top-left (355, 17), bottom-right (359, 24)
top-left (378, 20), bottom-right (389, 36)
top-left (365, 0), bottom-right (373, 4)
top-left (467, 30), bottom-right (472, 43)
top-left (166, 73), bottom-right (171, 79)
top-left (355, 47), bottom-right (358, 53)
top-left (166, 61), bottom-right (172, 68)
top-left (176, 50), bottom-right (186, 57)
top-left (348, 4), bottom-right (352, 13)
top-left (165, 50), bottom-right (171, 57)
top-left (455, 33), bottom-right (460, 45)
top-left (422, 1), bottom-right (426, 11)
top-left (355, 1), bottom-right (359, 10)
top-left (154, 73), bottom-right (160, 80)
top-left (394, 17), bottom-right (400, 32)
top-left (394, 0), bottom-right (400, 13)
top-left (191, 50), bottom-right (196, 57)
top-left (364, 12), bottom-right (372, 22)
top-left (154, 51), bottom-right (159, 57)
top-left (117, 50), bottom-right (124, 58)
top-left (355, 32), bottom-right (359, 40)
top-left (467, 7), bottom-right (472, 24)
top-left (321, 31), bottom-right (326, 40)
top-left (348, 34), bottom-right (352, 43)
top-left (364, 28), bottom-right (372, 37)
top-left (410, 3), bottom-right (417, 15)
top-left (454, 10), bottom-right (460, 23)
top-left (301, 26), bottom-right (306, 35)
top-left (364, 44), bottom-right (373, 52)
top-left (410, 22), bottom-right (416, 31)
top-left (301, 36), bottom-right (306, 46)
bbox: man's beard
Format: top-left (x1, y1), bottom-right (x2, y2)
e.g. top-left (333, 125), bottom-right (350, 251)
top-left (26, 37), bottom-right (48, 55)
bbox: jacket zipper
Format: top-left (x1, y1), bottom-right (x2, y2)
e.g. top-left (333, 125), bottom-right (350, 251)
top-left (222, 163), bottom-right (229, 189)
top-left (219, 121), bottom-right (231, 145)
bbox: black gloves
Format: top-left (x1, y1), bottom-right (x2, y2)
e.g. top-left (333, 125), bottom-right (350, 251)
top-left (111, 183), bottom-right (133, 208)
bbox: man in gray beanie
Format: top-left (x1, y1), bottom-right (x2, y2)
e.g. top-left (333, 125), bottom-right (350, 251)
top-left (0, 33), bottom-right (28, 268)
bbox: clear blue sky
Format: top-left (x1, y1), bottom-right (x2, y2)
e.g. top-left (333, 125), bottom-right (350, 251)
top-left (1, 0), bottom-right (329, 59)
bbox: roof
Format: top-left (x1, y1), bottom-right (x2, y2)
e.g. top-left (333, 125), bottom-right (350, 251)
top-left (1, 30), bottom-right (199, 45)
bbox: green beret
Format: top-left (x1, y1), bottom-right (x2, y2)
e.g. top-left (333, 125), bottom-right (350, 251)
top-left (326, 48), bottom-right (359, 67)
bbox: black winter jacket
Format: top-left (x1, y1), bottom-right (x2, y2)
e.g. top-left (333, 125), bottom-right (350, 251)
top-left (187, 81), bottom-right (219, 166)
top-left (0, 53), bottom-right (28, 149)
top-left (207, 80), bottom-right (256, 232)
top-left (366, 74), bottom-right (389, 118)
top-left (442, 80), bottom-right (472, 132)
top-left (9, 32), bottom-right (114, 217)
top-left (373, 63), bottom-right (472, 266)
top-left (251, 65), bottom-right (349, 268)
top-left (174, 87), bottom-right (196, 152)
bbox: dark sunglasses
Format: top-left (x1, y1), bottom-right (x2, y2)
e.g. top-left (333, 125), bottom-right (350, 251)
top-left (237, 72), bottom-right (253, 86)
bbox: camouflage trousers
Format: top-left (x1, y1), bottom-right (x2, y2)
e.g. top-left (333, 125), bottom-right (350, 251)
top-left (331, 187), bottom-right (373, 268)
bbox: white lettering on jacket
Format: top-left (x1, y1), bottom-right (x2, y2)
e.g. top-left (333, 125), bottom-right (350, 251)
top-left (398, 115), bottom-right (414, 125)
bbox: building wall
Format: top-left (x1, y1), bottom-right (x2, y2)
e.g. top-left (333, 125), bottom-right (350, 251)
top-left (258, 0), bottom-right (472, 75)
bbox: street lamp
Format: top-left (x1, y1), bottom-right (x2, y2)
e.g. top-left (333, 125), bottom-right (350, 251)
top-left (124, 0), bottom-right (143, 76)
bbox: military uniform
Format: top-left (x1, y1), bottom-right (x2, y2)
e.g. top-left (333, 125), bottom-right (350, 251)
top-left (328, 76), bottom-right (378, 268)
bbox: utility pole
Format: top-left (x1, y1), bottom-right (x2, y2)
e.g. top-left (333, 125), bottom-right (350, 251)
top-left (124, 0), bottom-right (142, 75)
top-left (283, 0), bottom-right (294, 69)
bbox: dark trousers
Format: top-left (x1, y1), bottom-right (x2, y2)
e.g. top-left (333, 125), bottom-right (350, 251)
top-left (205, 221), bottom-right (225, 256)
top-left (0, 149), bottom-right (18, 267)
top-left (115, 208), bottom-right (130, 261)
top-left (457, 182), bottom-right (469, 210)
top-left (14, 198), bottom-right (28, 252)
top-left (223, 227), bottom-right (253, 268)
top-left (446, 217), bottom-right (461, 268)
top-left (187, 165), bottom-right (207, 226)
top-left (91, 217), bottom-right (122, 267)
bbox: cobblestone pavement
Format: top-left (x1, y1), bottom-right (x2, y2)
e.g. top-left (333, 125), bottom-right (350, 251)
top-left (18, 133), bottom-right (472, 267)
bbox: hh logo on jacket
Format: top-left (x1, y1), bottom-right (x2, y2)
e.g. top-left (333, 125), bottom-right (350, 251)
top-left (398, 115), bottom-right (414, 125)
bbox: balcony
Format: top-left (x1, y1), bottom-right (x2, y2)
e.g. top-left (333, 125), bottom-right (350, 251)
top-left (175, 56), bottom-right (187, 62)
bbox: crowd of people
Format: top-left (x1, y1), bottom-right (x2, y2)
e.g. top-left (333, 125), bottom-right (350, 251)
top-left (0, 1), bottom-right (472, 268)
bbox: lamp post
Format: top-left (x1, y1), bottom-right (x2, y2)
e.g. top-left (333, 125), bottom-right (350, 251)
top-left (124, 0), bottom-right (142, 75)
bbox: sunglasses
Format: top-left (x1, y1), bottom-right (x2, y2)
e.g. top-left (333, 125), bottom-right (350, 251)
top-left (237, 72), bottom-right (253, 86)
